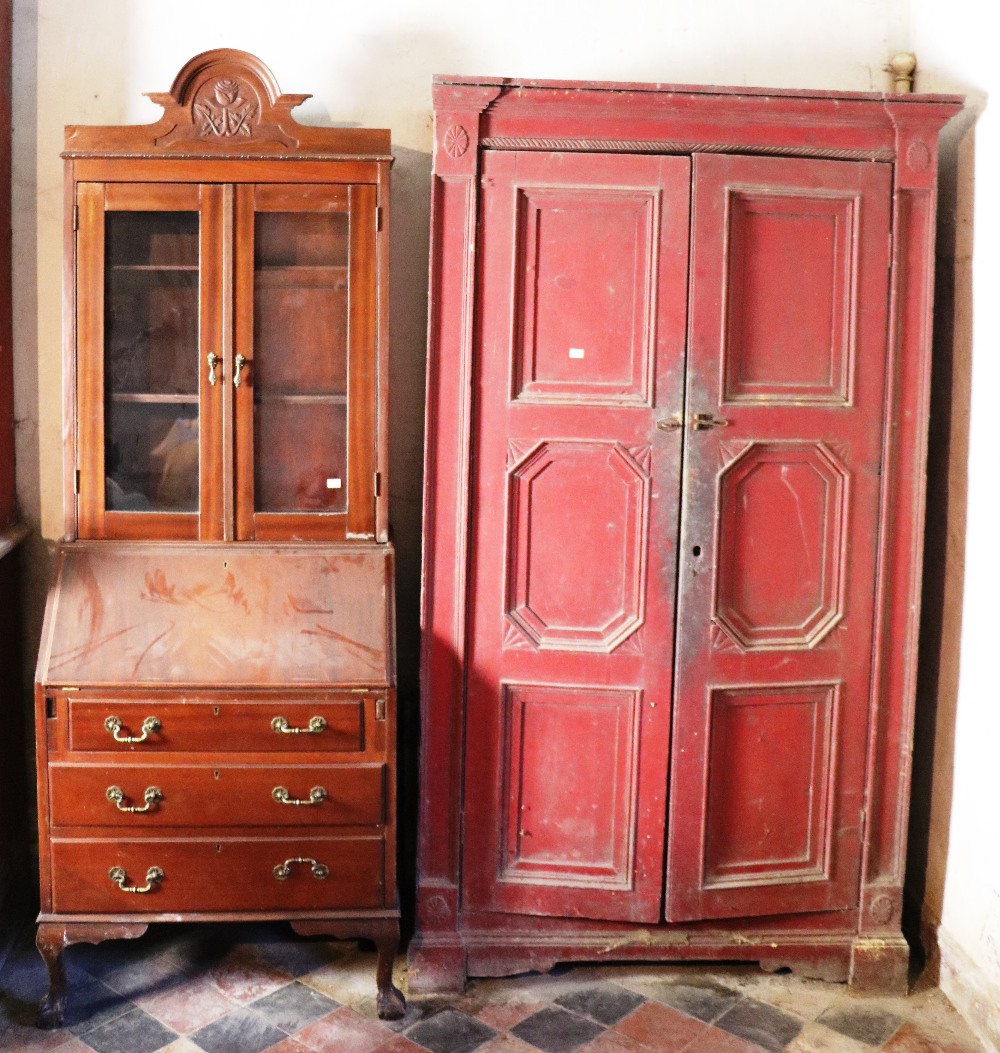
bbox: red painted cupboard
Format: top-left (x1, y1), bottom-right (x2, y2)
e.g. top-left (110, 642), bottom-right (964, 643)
top-left (412, 77), bottom-right (962, 990)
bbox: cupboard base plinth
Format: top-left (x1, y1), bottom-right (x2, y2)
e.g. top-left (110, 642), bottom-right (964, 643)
top-left (849, 935), bottom-right (911, 994)
top-left (409, 923), bottom-right (871, 992)
top-left (406, 938), bottom-right (468, 994)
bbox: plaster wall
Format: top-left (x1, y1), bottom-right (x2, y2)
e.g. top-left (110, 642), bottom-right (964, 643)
top-left (910, 2), bottom-right (1000, 1049)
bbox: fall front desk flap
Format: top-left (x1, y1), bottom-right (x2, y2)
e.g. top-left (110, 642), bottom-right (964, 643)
top-left (37, 542), bottom-right (394, 687)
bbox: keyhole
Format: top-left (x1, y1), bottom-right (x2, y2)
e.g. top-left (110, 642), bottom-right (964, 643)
top-left (692, 545), bottom-right (702, 557)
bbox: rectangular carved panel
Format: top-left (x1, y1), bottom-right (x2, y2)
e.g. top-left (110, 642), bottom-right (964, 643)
top-left (512, 187), bottom-right (657, 405)
top-left (499, 683), bottom-right (641, 889)
top-left (703, 684), bottom-right (838, 887)
top-left (723, 192), bottom-right (856, 405)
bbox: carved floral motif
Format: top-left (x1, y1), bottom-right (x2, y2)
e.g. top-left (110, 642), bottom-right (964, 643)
top-left (194, 79), bottom-right (259, 138)
top-left (443, 124), bottom-right (470, 158)
top-left (869, 893), bottom-right (895, 925)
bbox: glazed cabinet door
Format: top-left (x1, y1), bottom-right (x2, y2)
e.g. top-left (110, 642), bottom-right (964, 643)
top-left (76, 183), bottom-right (226, 540)
top-left (463, 152), bottom-right (691, 922)
top-left (665, 155), bottom-right (892, 921)
top-left (234, 183), bottom-right (378, 541)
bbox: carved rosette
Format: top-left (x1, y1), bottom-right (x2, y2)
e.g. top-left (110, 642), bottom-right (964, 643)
top-left (443, 124), bottom-right (470, 158)
top-left (869, 893), bottom-right (895, 926)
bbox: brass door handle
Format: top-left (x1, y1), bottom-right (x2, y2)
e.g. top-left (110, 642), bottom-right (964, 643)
top-left (656, 412), bottom-right (684, 430)
top-left (104, 715), bottom-right (161, 744)
top-left (271, 716), bottom-right (327, 735)
top-left (106, 785), bottom-right (163, 813)
top-left (273, 857), bottom-right (329, 880)
top-left (207, 352), bottom-right (220, 386)
top-left (691, 412), bottom-right (730, 430)
top-left (272, 786), bottom-right (327, 806)
top-left (234, 354), bottom-right (247, 388)
top-left (108, 865), bottom-right (164, 893)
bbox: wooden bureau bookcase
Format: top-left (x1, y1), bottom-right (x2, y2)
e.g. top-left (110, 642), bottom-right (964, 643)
top-left (34, 50), bottom-right (404, 1025)
top-left (412, 77), bottom-right (962, 990)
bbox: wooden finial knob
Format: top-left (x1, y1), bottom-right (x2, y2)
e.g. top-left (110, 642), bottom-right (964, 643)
top-left (887, 52), bottom-right (917, 93)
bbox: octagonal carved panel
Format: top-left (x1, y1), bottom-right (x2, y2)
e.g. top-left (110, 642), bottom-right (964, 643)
top-left (714, 441), bottom-right (848, 650)
top-left (505, 441), bottom-right (649, 652)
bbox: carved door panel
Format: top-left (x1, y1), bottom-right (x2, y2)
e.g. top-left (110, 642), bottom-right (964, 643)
top-left (463, 152), bottom-right (691, 922)
top-left (664, 154), bottom-right (892, 921)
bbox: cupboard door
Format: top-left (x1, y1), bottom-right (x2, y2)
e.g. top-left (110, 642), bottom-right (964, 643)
top-left (234, 183), bottom-right (377, 541)
top-left (665, 155), bottom-right (892, 921)
top-left (77, 183), bottom-right (225, 540)
top-left (463, 152), bottom-right (691, 922)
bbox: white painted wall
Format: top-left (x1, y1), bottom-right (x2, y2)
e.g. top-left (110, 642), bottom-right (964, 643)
top-left (11, 0), bottom-right (998, 1043)
top-left (911, 2), bottom-right (1000, 1047)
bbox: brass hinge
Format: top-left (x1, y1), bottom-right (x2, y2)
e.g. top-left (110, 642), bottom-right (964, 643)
top-left (45, 695), bottom-right (56, 718)
top-left (374, 698), bottom-right (386, 721)
top-left (72, 205), bottom-right (78, 231)
top-left (73, 469), bottom-right (80, 494)
top-left (374, 471), bottom-right (381, 497)
top-left (376, 206), bottom-right (383, 232)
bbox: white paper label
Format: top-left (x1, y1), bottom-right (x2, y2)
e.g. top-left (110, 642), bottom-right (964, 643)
top-left (326, 478), bottom-right (342, 489)
top-left (569, 347), bottom-right (585, 359)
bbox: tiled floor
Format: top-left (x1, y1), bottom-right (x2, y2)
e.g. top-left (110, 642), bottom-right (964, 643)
top-left (0, 923), bottom-right (986, 1053)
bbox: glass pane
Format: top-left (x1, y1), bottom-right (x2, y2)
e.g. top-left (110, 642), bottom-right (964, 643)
top-left (253, 211), bottom-right (349, 513)
top-left (104, 211), bottom-right (200, 512)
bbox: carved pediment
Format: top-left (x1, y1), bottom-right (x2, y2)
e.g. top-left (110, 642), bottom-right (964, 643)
top-left (63, 49), bottom-right (391, 161)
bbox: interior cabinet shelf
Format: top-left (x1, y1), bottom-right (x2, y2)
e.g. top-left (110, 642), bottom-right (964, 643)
top-left (109, 392), bottom-right (198, 404)
top-left (256, 265), bottom-right (348, 288)
top-left (253, 392), bottom-right (348, 404)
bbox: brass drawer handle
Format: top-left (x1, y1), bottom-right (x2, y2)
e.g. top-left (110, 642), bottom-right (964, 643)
top-left (272, 785), bottom-right (327, 806)
top-left (104, 715), bottom-right (161, 744)
top-left (234, 353), bottom-right (247, 388)
top-left (108, 865), bottom-right (164, 894)
top-left (273, 857), bottom-right (329, 881)
top-left (271, 715), bottom-right (327, 735)
top-left (207, 351), bottom-right (220, 386)
top-left (106, 785), bottom-right (163, 813)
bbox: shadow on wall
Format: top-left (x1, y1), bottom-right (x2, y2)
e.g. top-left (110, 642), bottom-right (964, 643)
top-left (387, 144), bottom-right (433, 934)
top-left (905, 103), bottom-right (978, 973)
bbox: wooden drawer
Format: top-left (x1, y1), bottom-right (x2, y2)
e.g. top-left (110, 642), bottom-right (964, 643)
top-left (67, 699), bottom-right (365, 753)
top-left (49, 763), bottom-right (385, 829)
top-left (50, 836), bottom-right (385, 913)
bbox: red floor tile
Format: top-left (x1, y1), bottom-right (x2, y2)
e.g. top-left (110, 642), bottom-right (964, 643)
top-left (614, 1001), bottom-right (711, 1051)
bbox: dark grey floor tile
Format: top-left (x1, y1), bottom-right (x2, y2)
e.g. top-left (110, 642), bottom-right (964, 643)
top-left (510, 1006), bottom-right (606, 1053)
top-left (190, 1007), bottom-right (289, 1053)
top-left (253, 939), bottom-right (338, 978)
top-left (555, 985), bottom-right (646, 1026)
top-left (249, 980), bottom-right (339, 1034)
top-left (66, 979), bottom-right (133, 1034)
top-left (100, 949), bottom-right (189, 1000)
top-left (715, 998), bottom-right (804, 1052)
top-left (384, 996), bottom-right (453, 1033)
top-left (818, 1006), bottom-right (903, 1047)
top-left (74, 1006), bottom-right (177, 1053)
top-left (650, 979), bottom-right (742, 1023)
top-left (407, 1007), bottom-right (497, 1053)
